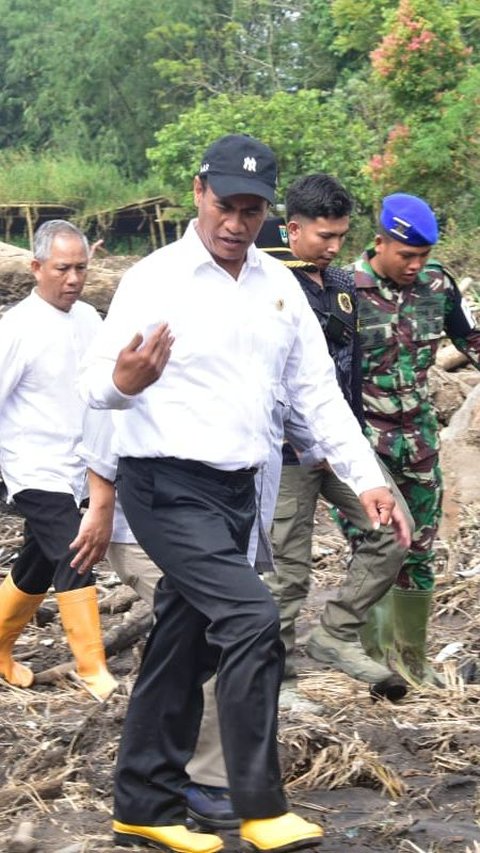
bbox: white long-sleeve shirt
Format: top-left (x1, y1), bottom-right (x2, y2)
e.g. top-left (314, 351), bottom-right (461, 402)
top-left (0, 290), bottom-right (102, 502)
top-left (81, 221), bottom-right (384, 496)
top-left (80, 407), bottom-right (136, 543)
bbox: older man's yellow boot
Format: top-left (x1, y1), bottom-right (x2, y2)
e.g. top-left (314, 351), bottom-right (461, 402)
top-left (0, 573), bottom-right (45, 687)
top-left (56, 586), bottom-right (118, 701)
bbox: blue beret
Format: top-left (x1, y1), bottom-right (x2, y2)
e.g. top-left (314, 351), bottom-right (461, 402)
top-left (380, 193), bottom-right (439, 246)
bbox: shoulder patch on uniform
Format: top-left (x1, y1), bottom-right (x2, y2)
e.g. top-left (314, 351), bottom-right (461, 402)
top-left (337, 292), bottom-right (353, 314)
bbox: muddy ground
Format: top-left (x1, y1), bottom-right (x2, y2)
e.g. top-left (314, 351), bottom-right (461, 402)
top-left (0, 254), bottom-right (479, 851)
top-left (0, 494), bottom-right (479, 853)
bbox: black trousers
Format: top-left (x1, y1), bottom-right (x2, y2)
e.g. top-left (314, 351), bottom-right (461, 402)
top-left (114, 457), bottom-right (287, 825)
top-left (12, 489), bottom-right (94, 594)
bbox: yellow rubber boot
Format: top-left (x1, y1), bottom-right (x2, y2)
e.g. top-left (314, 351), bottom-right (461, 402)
top-left (0, 573), bottom-right (45, 687)
top-left (240, 812), bottom-right (324, 852)
top-left (112, 821), bottom-right (224, 852)
top-left (56, 586), bottom-right (118, 701)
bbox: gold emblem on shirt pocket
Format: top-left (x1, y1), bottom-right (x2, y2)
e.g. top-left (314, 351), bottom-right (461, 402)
top-left (338, 292), bottom-right (353, 314)
top-left (275, 299), bottom-right (285, 311)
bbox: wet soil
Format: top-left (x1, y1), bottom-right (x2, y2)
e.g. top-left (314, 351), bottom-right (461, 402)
top-left (0, 504), bottom-right (479, 852)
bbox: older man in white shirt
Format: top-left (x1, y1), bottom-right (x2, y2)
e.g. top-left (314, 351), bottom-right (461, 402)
top-left (81, 134), bottom-right (409, 853)
top-left (0, 219), bottom-right (117, 701)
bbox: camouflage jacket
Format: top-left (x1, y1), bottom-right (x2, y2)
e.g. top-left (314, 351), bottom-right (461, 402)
top-left (353, 251), bottom-right (480, 463)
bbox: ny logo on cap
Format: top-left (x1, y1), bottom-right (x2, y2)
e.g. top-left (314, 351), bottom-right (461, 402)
top-left (243, 157), bottom-right (257, 172)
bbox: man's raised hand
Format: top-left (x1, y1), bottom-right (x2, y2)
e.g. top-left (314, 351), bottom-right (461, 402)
top-left (113, 323), bottom-right (174, 396)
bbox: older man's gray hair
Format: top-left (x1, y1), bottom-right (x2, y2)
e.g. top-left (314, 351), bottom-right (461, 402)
top-left (33, 220), bottom-right (89, 261)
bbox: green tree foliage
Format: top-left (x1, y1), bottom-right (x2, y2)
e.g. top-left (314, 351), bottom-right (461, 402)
top-left (365, 64), bottom-right (480, 224)
top-left (331, 0), bottom-right (397, 62)
top-left (0, 0), bottom-right (478, 238)
top-left (456, 0), bottom-right (480, 48)
top-left (147, 89), bottom-right (378, 212)
top-left (370, 0), bottom-right (472, 108)
top-left (363, 0), bottom-right (479, 227)
top-left (286, 0), bottom-right (340, 88)
top-left (0, 0), bottom-right (165, 177)
top-left (149, 0), bottom-right (341, 110)
top-left (150, 0), bottom-right (285, 102)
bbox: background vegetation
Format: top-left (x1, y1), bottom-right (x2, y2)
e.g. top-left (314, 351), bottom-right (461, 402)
top-left (0, 0), bottom-right (478, 259)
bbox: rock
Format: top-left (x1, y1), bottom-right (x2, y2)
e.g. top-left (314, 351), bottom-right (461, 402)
top-left (429, 364), bottom-right (479, 426)
top-left (440, 382), bottom-right (480, 538)
top-left (0, 242), bottom-right (33, 307)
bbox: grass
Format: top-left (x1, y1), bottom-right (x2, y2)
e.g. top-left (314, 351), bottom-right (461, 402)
top-left (0, 149), bottom-right (165, 213)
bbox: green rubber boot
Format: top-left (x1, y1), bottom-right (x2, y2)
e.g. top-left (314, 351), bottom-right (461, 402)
top-left (392, 587), bottom-right (444, 688)
top-left (359, 590), bottom-right (407, 702)
top-left (360, 589), bottom-right (395, 664)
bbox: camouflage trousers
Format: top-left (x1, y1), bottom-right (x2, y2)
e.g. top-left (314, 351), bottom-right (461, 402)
top-left (338, 451), bottom-right (443, 591)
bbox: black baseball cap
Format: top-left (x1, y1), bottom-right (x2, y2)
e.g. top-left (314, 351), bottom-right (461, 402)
top-left (198, 134), bottom-right (277, 204)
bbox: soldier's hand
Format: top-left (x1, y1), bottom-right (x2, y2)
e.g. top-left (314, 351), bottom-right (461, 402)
top-left (113, 323), bottom-right (174, 396)
top-left (359, 486), bottom-right (411, 548)
top-left (390, 502), bottom-right (412, 548)
top-left (359, 486), bottom-right (394, 529)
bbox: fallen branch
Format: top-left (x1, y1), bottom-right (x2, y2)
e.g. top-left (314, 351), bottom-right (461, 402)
top-left (102, 599), bottom-right (152, 656)
top-left (33, 662), bottom-right (74, 685)
top-left (98, 585), bottom-right (139, 614)
top-left (0, 777), bottom-right (66, 812)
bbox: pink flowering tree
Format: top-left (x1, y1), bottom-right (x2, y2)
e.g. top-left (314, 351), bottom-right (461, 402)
top-left (364, 0), bottom-right (476, 202)
top-left (364, 63), bottom-right (480, 212)
top-left (370, 0), bottom-right (471, 107)
top-left (365, 123), bottom-right (410, 188)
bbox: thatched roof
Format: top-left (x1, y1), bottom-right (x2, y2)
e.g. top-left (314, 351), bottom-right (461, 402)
top-left (80, 195), bottom-right (187, 250)
top-left (0, 197), bottom-right (188, 253)
top-left (0, 203), bottom-right (76, 248)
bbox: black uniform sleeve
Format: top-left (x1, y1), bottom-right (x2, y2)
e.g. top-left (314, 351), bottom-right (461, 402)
top-left (350, 331), bottom-right (367, 430)
top-left (444, 271), bottom-right (480, 369)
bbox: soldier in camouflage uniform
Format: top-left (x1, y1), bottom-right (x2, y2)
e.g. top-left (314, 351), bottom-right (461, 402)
top-left (352, 193), bottom-right (480, 684)
top-left (258, 175), bottom-right (413, 700)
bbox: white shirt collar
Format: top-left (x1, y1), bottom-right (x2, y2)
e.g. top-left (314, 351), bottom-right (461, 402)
top-left (30, 287), bottom-right (73, 317)
top-left (181, 219), bottom-right (263, 277)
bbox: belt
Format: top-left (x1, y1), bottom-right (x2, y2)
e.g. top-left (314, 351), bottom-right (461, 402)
top-left (159, 457), bottom-right (258, 482)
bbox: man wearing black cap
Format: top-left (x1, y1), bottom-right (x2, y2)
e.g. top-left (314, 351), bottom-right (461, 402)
top-left (80, 134), bottom-right (406, 853)
top-left (349, 192), bottom-right (480, 686)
